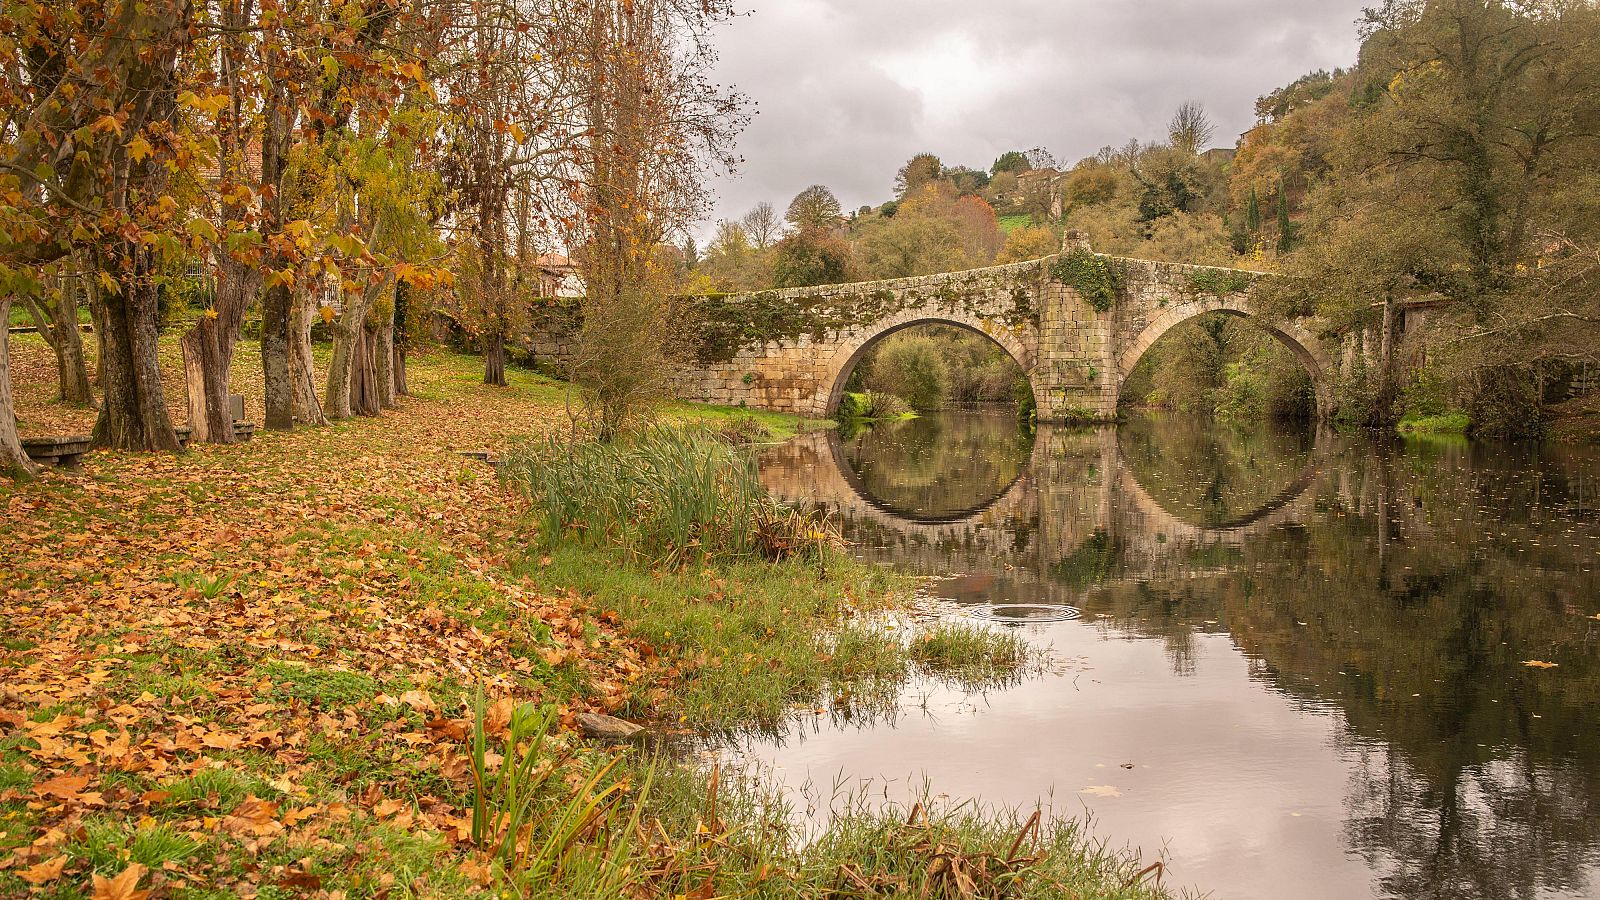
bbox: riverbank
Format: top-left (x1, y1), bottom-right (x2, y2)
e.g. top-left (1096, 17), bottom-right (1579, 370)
top-left (1, 342), bottom-right (1171, 897)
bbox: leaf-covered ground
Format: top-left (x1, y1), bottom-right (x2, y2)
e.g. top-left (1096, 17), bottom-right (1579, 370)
top-left (3, 339), bottom-right (1176, 900)
top-left (0, 345), bottom-right (752, 896)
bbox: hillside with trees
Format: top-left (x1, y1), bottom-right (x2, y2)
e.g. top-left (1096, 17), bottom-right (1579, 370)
top-left (693, 1), bottom-right (1600, 438)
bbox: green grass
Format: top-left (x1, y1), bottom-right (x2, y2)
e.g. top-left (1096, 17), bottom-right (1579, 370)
top-left (663, 399), bottom-right (826, 442)
top-left (998, 214), bottom-right (1033, 235)
top-left (6, 300), bottom-right (92, 328)
top-left (1397, 410), bottom-right (1470, 435)
top-left (910, 622), bottom-right (1034, 689)
top-left (256, 659), bottom-right (377, 706)
top-left (517, 543), bottom-right (909, 730)
top-left (501, 429), bottom-right (831, 567)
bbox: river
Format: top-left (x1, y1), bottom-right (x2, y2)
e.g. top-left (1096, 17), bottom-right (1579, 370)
top-left (746, 408), bottom-right (1600, 900)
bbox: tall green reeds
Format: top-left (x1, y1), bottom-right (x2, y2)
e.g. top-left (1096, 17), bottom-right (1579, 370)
top-left (467, 685), bottom-right (650, 896)
top-left (501, 428), bottom-right (831, 565)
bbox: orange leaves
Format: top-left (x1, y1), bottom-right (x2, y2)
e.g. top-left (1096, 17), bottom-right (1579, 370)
top-left (33, 773), bottom-right (93, 802)
top-left (18, 854), bottom-right (68, 885)
top-left (0, 348), bottom-right (675, 893)
top-left (222, 795), bottom-right (284, 840)
top-left (91, 863), bottom-right (150, 900)
top-left (90, 114), bottom-right (124, 137)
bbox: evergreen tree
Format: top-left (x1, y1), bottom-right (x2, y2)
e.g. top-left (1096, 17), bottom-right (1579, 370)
top-left (1276, 183), bottom-right (1294, 253)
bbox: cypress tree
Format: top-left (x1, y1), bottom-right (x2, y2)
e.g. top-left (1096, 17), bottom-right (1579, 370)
top-left (1276, 181), bottom-right (1295, 253)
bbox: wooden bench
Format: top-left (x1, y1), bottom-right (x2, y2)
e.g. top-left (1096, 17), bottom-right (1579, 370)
top-left (20, 420), bottom-right (256, 468)
top-left (175, 421), bottom-right (257, 448)
top-left (21, 435), bottom-right (92, 469)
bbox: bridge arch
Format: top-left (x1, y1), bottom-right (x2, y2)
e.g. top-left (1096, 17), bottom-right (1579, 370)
top-left (823, 309), bottom-right (1039, 417)
top-left (1114, 294), bottom-right (1337, 415)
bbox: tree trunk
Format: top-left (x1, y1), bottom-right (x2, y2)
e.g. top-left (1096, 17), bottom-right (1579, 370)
top-left (90, 247), bottom-right (181, 452)
top-left (483, 333), bottom-right (507, 386)
top-left (289, 293), bottom-right (327, 426)
top-left (183, 256), bottom-right (256, 442)
top-left (0, 296), bottom-right (41, 479)
top-left (351, 323), bottom-right (381, 417)
top-left (54, 312), bottom-right (95, 407)
top-left (392, 279), bottom-right (411, 397)
top-left (24, 273), bottom-right (97, 407)
top-left (375, 315), bottom-right (397, 409)
top-left (324, 302), bottom-right (359, 420)
top-left (180, 318), bottom-right (233, 444)
top-left (261, 279), bottom-right (293, 430)
top-left (394, 342), bottom-right (410, 397)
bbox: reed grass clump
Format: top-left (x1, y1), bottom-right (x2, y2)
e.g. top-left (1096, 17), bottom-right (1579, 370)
top-left (910, 622), bottom-right (1035, 689)
top-left (501, 428), bottom-right (833, 565)
top-left (636, 765), bottom-right (1176, 900)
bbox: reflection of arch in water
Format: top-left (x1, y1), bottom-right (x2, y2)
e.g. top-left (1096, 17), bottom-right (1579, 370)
top-left (823, 313), bottom-right (1038, 418)
top-left (826, 427), bottom-right (1031, 525)
top-left (1113, 455), bottom-right (1323, 545)
top-left (760, 425), bottom-right (1337, 572)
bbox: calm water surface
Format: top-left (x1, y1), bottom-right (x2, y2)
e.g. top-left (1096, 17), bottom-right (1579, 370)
top-left (747, 409), bottom-right (1600, 900)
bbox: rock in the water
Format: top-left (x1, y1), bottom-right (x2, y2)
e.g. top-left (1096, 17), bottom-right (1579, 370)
top-left (577, 712), bottom-right (644, 741)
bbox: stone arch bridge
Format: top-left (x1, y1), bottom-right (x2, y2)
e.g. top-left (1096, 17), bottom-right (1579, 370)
top-left (672, 243), bottom-right (1341, 422)
top-left (521, 239), bottom-right (1427, 422)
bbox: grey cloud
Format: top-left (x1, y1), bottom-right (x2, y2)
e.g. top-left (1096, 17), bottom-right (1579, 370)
top-left (699, 0), bottom-right (1368, 238)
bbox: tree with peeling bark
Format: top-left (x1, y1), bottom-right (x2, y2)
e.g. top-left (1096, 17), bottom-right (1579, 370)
top-left (435, 0), bottom-right (581, 388)
top-left (321, 103), bottom-right (446, 420)
top-left (249, 0), bottom-right (409, 430)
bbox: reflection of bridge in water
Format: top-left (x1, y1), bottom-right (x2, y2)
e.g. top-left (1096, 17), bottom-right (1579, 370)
top-left (759, 425), bottom-right (1337, 586)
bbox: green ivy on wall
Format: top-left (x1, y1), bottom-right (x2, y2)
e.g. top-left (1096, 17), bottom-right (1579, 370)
top-left (1050, 250), bottom-right (1124, 313)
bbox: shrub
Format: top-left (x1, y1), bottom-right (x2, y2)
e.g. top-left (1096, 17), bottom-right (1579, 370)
top-left (501, 429), bottom-right (833, 565)
top-left (866, 333), bottom-right (949, 410)
top-left (839, 390), bottom-right (911, 420)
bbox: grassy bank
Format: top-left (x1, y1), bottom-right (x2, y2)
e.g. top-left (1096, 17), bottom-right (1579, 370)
top-left (1, 338), bottom-right (1171, 898)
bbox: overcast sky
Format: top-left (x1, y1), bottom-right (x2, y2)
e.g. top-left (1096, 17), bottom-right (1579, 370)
top-left (699, 0), bottom-right (1371, 237)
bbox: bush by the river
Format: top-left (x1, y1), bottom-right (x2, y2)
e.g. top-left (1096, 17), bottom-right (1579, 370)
top-left (839, 389), bottom-right (912, 420)
top-left (501, 429), bottom-right (830, 565)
